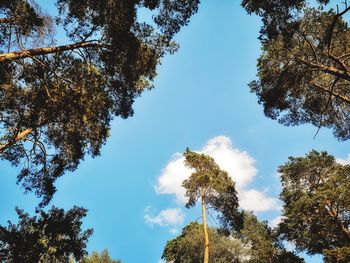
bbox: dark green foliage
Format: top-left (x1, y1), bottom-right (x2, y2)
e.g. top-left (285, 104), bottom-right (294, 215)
top-left (0, 0), bottom-right (200, 206)
top-left (243, 0), bottom-right (350, 140)
top-left (0, 0), bottom-right (45, 37)
top-left (162, 222), bottom-right (250, 263)
top-left (211, 186), bottom-right (244, 234)
top-left (278, 150), bottom-right (350, 258)
top-left (238, 211), bottom-right (304, 263)
top-left (239, 211), bottom-right (276, 262)
top-left (0, 206), bottom-right (92, 263)
top-left (241, 0), bottom-right (305, 41)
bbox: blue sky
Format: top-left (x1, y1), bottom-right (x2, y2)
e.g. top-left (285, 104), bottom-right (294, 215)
top-left (1, 1), bottom-right (350, 262)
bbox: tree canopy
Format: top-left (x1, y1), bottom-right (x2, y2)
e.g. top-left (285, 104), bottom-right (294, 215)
top-left (243, 0), bottom-right (350, 140)
top-left (237, 211), bottom-right (304, 263)
top-left (278, 150), bottom-right (350, 262)
top-left (0, 206), bottom-right (92, 263)
top-left (0, 0), bottom-right (200, 207)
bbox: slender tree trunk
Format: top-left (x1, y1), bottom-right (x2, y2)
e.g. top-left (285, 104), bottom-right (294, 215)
top-left (201, 190), bottom-right (210, 263)
top-left (0, 128), bottom-right (32, 154)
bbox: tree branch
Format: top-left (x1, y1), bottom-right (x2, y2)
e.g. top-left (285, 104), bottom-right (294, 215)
top-left (0, 41), bottom-right (110, 62)
top-left (309, 81), bottom-right (350, 104)
top-left (297, 58), bottom-right (350, 81)
top-left (328, 53), bottom-right (350, 73)
top-left (0, 128), bottom-right (33, 154)
top-left (326, 4), bottom-right (350, 54)
top-left (298, 30), bottom-right (318, 63)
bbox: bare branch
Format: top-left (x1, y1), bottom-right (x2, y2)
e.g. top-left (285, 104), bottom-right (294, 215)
top-left (0, 41), bottom-right (110, 63)
top-left (0, 128), bottom-right (33, 154)
top-left (328, 53), bottom-right (350, 72)
top-left (297, 58), bottom-right (350, 81)
top-left (298, 30), bottom-right (318, 63)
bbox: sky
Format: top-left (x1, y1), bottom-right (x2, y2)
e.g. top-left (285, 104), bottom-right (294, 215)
top-left (1, 1), bottom-right (350, 262)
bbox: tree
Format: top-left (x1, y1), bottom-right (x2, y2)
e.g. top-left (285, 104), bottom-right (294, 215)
top-left (0, 206), bottom-right (92, 263)
top-left (278, 150), bottom-right (350, 262)
top-left (162, 222), bottom-right (250, 263)
top-left (0, 0), bottom-right (200, 207)
top-left (80, 249), bottom-right (121, 263)
top-left (182, 148), bottom-right (239, 263)
top-left (242, 0), bottom-right (350, 140)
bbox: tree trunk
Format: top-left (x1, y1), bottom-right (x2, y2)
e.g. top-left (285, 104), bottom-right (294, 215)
top-left (201, 190), bottom-right (210, 263)
top-left (0, 128), bottom-right (33, 154)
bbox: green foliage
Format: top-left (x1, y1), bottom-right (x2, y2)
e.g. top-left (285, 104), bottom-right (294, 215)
top-left (239, 211), bottom-right (276, 262)
top-left (278, 150), bottom-right (350, 258)
top-left (162, 222), bottom-right (250, 263)
top-left (243, 0), bottom-right (350, 140)
top-left (80, 249), bottom-right (121, 263)
top-left (238, 212), bottom-right (304, 263)
top-left (0, 0), bottom-right (200, 207)
top-left (0, 206), bottom-right (92, 263)
top-left (241, 0), bottom-right (305, 41)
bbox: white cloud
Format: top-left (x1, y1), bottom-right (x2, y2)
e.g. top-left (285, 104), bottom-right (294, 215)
top-left (155, 153), bottom-right (188, 203)
top-left (269, 215), bottom-right (285, 228)
top-left (337, 154), bottom-right (350, 165)
top-left (169, 228), bottom-right (178, 234)
top-left (238, 189), bottom-right (280, 212)
top-left (155, 136), bottom-right (279, 212)
top-left (144, 208), bottom-right (184, 227)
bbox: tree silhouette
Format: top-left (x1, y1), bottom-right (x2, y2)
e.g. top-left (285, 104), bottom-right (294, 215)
top-left (0, 206), bottom-right (92, 263)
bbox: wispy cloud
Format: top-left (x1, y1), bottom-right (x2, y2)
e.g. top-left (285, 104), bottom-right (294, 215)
top-left (337, 154), bottom-right (350, 165)
top-left (144, 207), bottom-right (185, 228)
top-left (155, 136), bottom-right (280, 212)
